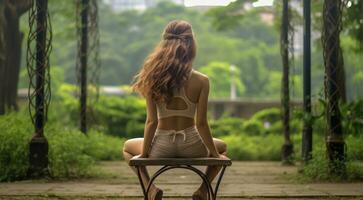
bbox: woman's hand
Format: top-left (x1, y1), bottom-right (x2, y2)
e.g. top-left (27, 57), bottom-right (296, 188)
top-left (139, 153), bottom-right (148, 158)
top-left (209, 152), bottom-right (227, 159)
top-left (218, 154), bottom-right (227, 159)
top-left (209, 151), bottom-right (220, 158)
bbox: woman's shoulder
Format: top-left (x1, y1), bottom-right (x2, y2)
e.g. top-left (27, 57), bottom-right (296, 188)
top-left (191, 69), bottom-right (209, 82)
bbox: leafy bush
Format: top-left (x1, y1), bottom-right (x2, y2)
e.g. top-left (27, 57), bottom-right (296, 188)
top-left (210, 117), bottom-right (244, 137)
top-left (251, 108), bottom-right (281, 124)
top-left (346, 134), bottom-right (363, 160)
top-left (221, 134), bottom-right (277, 160)
top-left (211, 108), bottom-right (303, 136)
top-left (242, 119), bottom-right (266, 135)
top-left (341, 100), bottom-right (363, 136)
top-left (0, 113), bottom-right (32, 181)
top-left (47, 127), bottom-right (96, 178)
top-left (53, 84), bottom-right (147, 138)
top-left (93, 95), bottom-right (146, 138)
top-left (220, 133), bottom-right (299, 160)
top-left (47, 128), bottom-right (124, 178)
top-left (0, 111), bottom-right (124, 181)
top-left (85, 130), bottom-right (125, 161)
top-left (300, 147), bottom-right (363, 181)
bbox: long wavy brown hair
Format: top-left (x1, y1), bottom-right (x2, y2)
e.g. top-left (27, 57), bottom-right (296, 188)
top-left (131, 20), bottom-right (197, 104)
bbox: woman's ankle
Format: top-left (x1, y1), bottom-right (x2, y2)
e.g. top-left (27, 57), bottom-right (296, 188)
top-left (197, 183), bottom-right (208, 192)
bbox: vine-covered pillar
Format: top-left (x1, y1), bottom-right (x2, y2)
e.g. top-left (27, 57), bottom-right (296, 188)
top-left (78, 0), bottom-right (89, 134)
top-left (281, 0), bottom-right (293, 164)
top-left (302, 0), bottom-right (313, 163)
top-left (27, 0), bottom-right (52, 177)
top-left (322, 0), bottom-right (345, 176)
top-left (76, 0), bottom-right (100, 133)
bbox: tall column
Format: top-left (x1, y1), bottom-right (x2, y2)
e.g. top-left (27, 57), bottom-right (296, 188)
top-left (322, 0), bottom-right (345, 176)
top-left (80, 0), bottom-right (89, 134)
top-left (281, 0), bottom-right (293, 164)
top-left (302, 0), bottom-right (313, 163)
top-left (28, 0), bottom-right (50, 177)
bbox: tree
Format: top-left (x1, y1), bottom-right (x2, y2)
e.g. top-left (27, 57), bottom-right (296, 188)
top-left (0, 0), bottom-right (31, 114)
top-left (199, 62), bottom-right (245, 99)
top-left (344, 0), bottom-right (363, 51)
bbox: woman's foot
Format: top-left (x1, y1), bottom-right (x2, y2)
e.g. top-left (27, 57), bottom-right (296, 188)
top-left (148, 185), bottom-right (163, 200)
top-left (192, 185), bottom-right (208, 200)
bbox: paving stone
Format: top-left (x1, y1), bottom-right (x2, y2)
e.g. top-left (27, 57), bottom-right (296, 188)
top-left (0, 161), bottom-right (362, 199)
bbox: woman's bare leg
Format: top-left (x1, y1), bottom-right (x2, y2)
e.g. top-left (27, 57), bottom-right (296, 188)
top-left (123, 138), bottom-right (161, 199)
top-left (194, 138), bottom-right (227, 199)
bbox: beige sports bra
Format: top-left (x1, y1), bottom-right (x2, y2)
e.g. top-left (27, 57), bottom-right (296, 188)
top-left (156, 69), bottom-right (196, 119)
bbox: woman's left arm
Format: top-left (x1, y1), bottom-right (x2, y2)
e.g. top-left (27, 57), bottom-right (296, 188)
top-left (140, 95), bottom-right (158, 158)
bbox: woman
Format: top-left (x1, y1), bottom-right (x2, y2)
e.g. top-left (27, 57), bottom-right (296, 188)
top-left (123, 20), bottom-right (227, 200)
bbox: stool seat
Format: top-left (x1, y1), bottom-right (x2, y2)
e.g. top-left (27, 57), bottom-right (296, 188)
top-left (129, 157), bottom-right (232, 166)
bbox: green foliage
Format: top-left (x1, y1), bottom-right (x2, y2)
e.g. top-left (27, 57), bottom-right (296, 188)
top-left (211, 108), bottom-right (303, 137)
top-left (16, 0), bottom-right (363, 101)
top-left (346, 134), bottom-right (363, 161)
top-left (343, 0), bottom-right (363, 50)
top-left (341, 36), bottom-right (363, 100)
top-left (242, 119), bottom-right (265, 135)
top-left (0, 113), bottom-right (32, 182)
top-left (220, 133), bottom-right (298, 160)
top-left (47, 128), bottom-right (124, 178)
top-left (341, 100), bottom-right (363, 136)
top-left (17, 1), bottom-right (290, 100)
top-left (199, 62), bottom-right (245, 98)
top-left (52, 83), bottom-right (146, 138)
top-left (93, 96), bottom-right (146, 138)
top-left (46, 127), bottom-right (96, 178)
top-left (251, 108), bottom-right (281, 124)
top-left (206, 0), bottom-right (250, 31)
top-left (0, 111), bottom-right (124, 181)
top-left (86, 131), bottom-right (125, 161)
top-left (209, 117), bottom-right (244, 137)
top-left (300, 147), bottom-right (363, 181)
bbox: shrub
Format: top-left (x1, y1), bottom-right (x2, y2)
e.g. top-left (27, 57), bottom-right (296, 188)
top-left (251, 108), bottom-right (281, 124)
top-left (46, 127), bottom-right (95, 178)
top-left (242, 119), bottom-right (266, 135)
top-left (211, 107), bottom-right (302, 136)
top-left (210, 117), bottom-right (244, 137)
top-left (221, 134), bottom-right (285, 160)
top-left (300, 147), bottom-right (363, 181)
top-left (346, 134), bottom-right (363, 160)
top-left (0, 111), bottom-right (124, 181)
top-left (92, 95), bottom-right (146, 138)
top-left (0, 113), bottom-right (32, 181)
top-left (53, 84), bottom-right (146, 138)
top-left (85, 130), bottom-right (125, 161)
top-left (341, 100), bottom-right (363, 136)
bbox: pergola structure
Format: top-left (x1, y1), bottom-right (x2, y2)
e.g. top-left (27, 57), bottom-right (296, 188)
top-left (302, 0), bottom-right (313, 164)
top-left (26, 0), bottom-right (346, 177)
top-left (27, 0), bottom-right (100, 176)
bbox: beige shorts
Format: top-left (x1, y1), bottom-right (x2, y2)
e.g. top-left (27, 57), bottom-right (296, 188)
top-left (148, 126), bottom-right (209, 158)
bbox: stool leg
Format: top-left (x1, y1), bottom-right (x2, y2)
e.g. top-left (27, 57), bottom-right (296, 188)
top-left (136, 166), bottom-right (148, 200)
top-left (213, 165), bottom-right (227, 200)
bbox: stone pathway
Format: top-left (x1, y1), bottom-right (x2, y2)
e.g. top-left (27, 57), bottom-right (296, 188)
top-left (0, 161), bottom-right (363, 199)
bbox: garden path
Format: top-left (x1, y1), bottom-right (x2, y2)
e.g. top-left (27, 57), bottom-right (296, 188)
top-left (0, 161), bottom-right (363, 199)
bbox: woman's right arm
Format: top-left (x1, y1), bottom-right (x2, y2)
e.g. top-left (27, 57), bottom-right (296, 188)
top-left (196, 76), bottom-right (219, 158)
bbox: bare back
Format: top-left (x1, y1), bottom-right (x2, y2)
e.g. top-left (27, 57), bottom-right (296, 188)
top-left (157, 70), bottom-right (204, 131)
